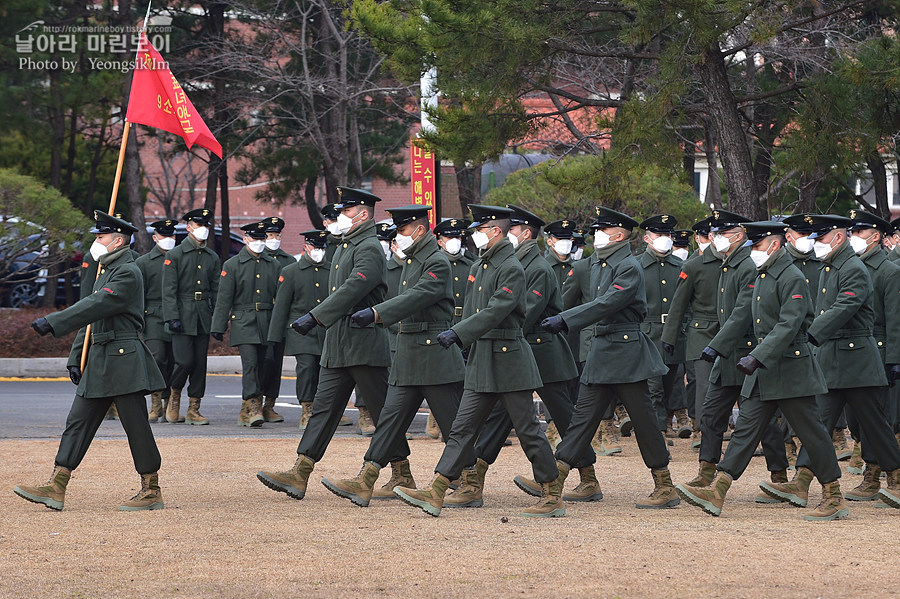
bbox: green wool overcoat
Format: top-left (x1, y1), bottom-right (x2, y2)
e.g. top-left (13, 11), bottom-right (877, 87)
top-left (211, 247), bottom-right (280, 345)
top-left (859, 246), bottom-right (900, 366)
top-left (161, 235), bottom-right (220, 335)
top-left (267, 254), bottom-right (330, 355)
top-left (639, 247), bottom-right (686, 364)
top-left (661, 249), bottom-right (721, 361)
top-left (706, 245), bottom-right (758, 387)
top-left (134, 245), bottom-right (171, 342)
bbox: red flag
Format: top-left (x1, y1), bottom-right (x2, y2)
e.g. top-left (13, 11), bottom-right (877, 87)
top-left (125, 33), bottom-right (223, 158)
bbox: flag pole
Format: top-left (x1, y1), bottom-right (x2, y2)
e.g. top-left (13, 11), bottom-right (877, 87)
top-left (80, 4), bottom-right (151, 371)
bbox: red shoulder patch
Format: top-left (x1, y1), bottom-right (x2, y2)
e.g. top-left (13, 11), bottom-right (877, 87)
top-left (221, 270), bottom-right (227, 277)
top-left (843, 291), bottom-right (855, 296)
top-left (467, 274), bottom-right (476, 282)
top-left (502, 287), bottom-right (513, 294)
top-left (102, 287), bottom-right (113, 294)
top-left (82, 262), bottom-right (89, 269)
top-left (278, 275), bottom-right (284, 283)
top-left (748, 284), bottom-right (754, 288)
top-left (532, 290), bottom-right (542, 297)
top-left (679, 271), bottom-right (688, 280)
top-left (792, 294), bottom-right (803, 299)
top-left (567, 269), bottom-right (574, 277)
top-left (427, 271), bottom-right (437, 279)
top-left (164, 259), bottom-right (172, 266)
top-left (356, 271), bottom-right (366, 280)
top-left (613, 284), bottom-right (624, 290)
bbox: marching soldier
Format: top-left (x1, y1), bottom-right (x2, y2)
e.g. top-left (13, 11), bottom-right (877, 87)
top-left (763, 214), bottom-right (900, 510)
top-left (135, 218), bottom-right (177, 421)
top-left (685, 210), bottom-right (789, 494)
top-left (638, 215), bottom-right (691, 437)
top-left (540, 207), bottom-right (679, 509)
top-left (257, 187), bottom-right (391, 501)
top-left (162, 208), bottom-right (219, 424)
top-left (570, 229), bottom-right (586, 261)
top-left (320, 205), bottom-right (465, 506)
top-left (672, 230), bottom-right (692, 262)
top-left (259, 216), bottom-right (296, 424)
top-left (457, 205), bottom-right (597, 508)
top-left (662, 218), bottom-right (720, 450)
top-left (676, 221), bottom-right (847, 520)
top-left (18, 211), bottom-right (165, 511)
top-left (268, 230), bottom-right (330, 430)
top-left (840, 210), bottom-right (900, 500)
top-left (321, 202), bottom-right (342, 263)
top-left (211, 221), bottom-right (280, 426)
top-left (393, 204), bottom-right (563, 518)
top-left (887, 217), bottom-right (900, 262)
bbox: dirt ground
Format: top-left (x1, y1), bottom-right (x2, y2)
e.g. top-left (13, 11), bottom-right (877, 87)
top-left (1, 434), bottom-right (897, 599)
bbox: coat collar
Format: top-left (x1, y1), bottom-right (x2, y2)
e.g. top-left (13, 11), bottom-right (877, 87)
top-left (239, 246), bottom-right (273, 263)
top-left (406, 233), bottom-right (440, 264)
top-left (515, 240), bottom-right (541, 267)
top-left (640, 247), bottom-right (679, 267)
top-left (342, 218), bottom-right (376, 244)
top-left (545, 249), bottom-right (570, 266)
top-left (480, 237), bottom-right (514, 265)
top-left (760, 248), bottom-right (792, 278)
top-left (823, 240), bottom-right (854, 268)
top-left (860, 246), bottom-right (888, 269)
top-left (723, 243), bottom-right (751, 268)
top-left (149, 245), bottom-right (166, 260)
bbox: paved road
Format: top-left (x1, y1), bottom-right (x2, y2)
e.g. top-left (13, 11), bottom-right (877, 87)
top-left (0, 375), bottom-right (431, 441)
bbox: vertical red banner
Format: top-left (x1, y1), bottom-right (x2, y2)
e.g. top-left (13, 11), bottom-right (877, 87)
top-left (410, 139), bottom-right (437, 228)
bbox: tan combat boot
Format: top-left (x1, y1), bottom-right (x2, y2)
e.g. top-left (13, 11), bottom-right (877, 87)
top-left (691, 418), bottom-right (702, 450)
top-left (246, 396), bottom-right (264, 427)
top-left (674, 408), bottom-right (692, 438)
top-left (544, 420), bottom-right (561, 449)
top-left (321, 462), bottom-right (381, 507)
top-left (664, 411), bottom-right (678, 438)
top-left (755, 470), bottom-right (788, 503)
top-left (759, 466), bottom-right (813, 507)
top-left (636, 468), bottom-right (680, 509)
top-left (804, 481), bottom-right (849, 521)
top-left (845, 463), bottom-right (882, 501)
top-left (299, 402), bottom-right (313, 431)
top-left (148, 391), bottom-right (164, 422)
top-left (372, 459), bottom-right (415, 499)
top-left (521, 464), bottom-right (567, 518)
top-left (356, 406), bottom-right (376, 436)
top-left (185, 397), bottom-right (210, 425)
top-left (616, 404), bottom-right (633, 437)
top-left (593, 420), bottom-right (623, 456)
top-left (684, 461), bottom-right (717, 488)
top-left (445, 458), bottom-right (489, 508)
top-left (166, 387), bottom-right (183, 424)
top-left (847, 441), bottom-right (864, 474)
top-left (833, 428), bottom-right (852, 461)
top-left (677, 471), bottom-right (732, 517)
top-left (425, 412), bottom-right (441, 439)
top-left (105, 403), bottom-right (119, 420)
top-left (14, 465), bottom-right (71, 511)
top-left (878, 469), bottom-right (900, 508)
top-left (394, 473), bottom-right (451, 517)
top-left (785, 439), bottom-right (798, 470)
top-left (257, 454), bottom-right (316, 500)
top-left (563, 465), bottom-right (603, 502)
top-left (263, 396), bottom-right (284, 423)
top-left (119, 473), bottom-right (164, 511)
top-left (238, 398), bottom-right (251, 426)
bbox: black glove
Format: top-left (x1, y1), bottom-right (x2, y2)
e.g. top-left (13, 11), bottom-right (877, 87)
top-left (291, 313), bottom-right (318, 336)
top-left (31, 317), bottom-right (53, 336)
top-left (701, 346), bottom-right (720, 363)
top-left (68, 365), bottom-right (82, 385)
top-left (437, 329), bottom-right (462, 349)
top-left (888, 364), bottom-right (900, 388)
top-left (540, 315), bottom-right (568, 335)
top-left (211, 332), bottom-right (224, 341)
top-left (350, 308), bottom-right (375, 327)
top-left (168, 319), bottom-right (184, 334)
top-left (736, 355), bottom-right (761, 375)
top-left (661, 341), bottom-right (675, 356)
top-left (807, 331), bottom-right (820, 347)
top-left (460, 347), bottom-right (470, 363)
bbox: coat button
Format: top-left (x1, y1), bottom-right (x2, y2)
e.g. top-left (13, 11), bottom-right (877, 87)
top-left (723, 267), bottom-right (728, 272)
top-left (623, 335), bottom-right (628, 340)
top-left (454, 276), bottom-right (459, 281)
top-left (820, 310), bottom-right (824, 314)
top-left (317, 299), bottom-right (321, 303)
top-left (795, 350), bottom-right (801, 355)
top-left (402, 281), bottom-right (407, 286)
top-left (501, 346), bottom-right (507, 352)
top-left (849, 342), bottom-right (855, 348)
top-left (407, 259), bottom-right (412, 264)
top-left (878, 341), bottom-right (884, 346)
top-left (825, 266), bottom-right (830, 271)
top-left (315, 283), bottom-right (319, 287)
top-left (756, 318), bottom-right (761, 323)
top-left (256, 289), bottom-right (260, 294)
top-left (757, 296), bottom-right (761, 301)
top-left (343, 243), bottom-right (348, 248)
top-left (760, 273), bottom-right (766, 278)
top-left (197, 264), bottom-right (202, 269)
top-left (478, 286), bottom-right (482, 291)
top-left (101, 269), bottom-right (106, 274)
top-left (426, 339), bottom-right (431, 345)
top-left (694, 323), bottom-right (699, 327)
top-left (721, 288), bottom-right (725, 292)
top-left (256, 274), bottom-right (260, 278)
top-left (601, 263), bottom-right (606, 267)
top-left (822, 288), bottom-right (826, 293)
top-left (118, 348), bottom-right (124, 354)
top-left (335, 265), bottom-right (339, 269)
top-left (315, 268), bottom-right (319, 271)
top-left (332, 286), bottom-right (336, 291)
top-left (747, 341), bottom-right (752, 346)
top-left (455, 293), bottom-right (460, 297)
top-left (662, 298), bottom-right (668, 302)
top-left (661, 279), bottom-right (666, 284)
top-left (197, 280), bottom-right (201, 284)
top-left (232, 315), bottom-right (236, 318)
top-left (536, 338), bottom-right (541, 343)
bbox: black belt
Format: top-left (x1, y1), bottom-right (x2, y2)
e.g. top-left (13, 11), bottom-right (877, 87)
top-left (179, 292), bottom-right (208, 301)
top-left (454, 306), bottom-right (463, 317)
top-left (593, 323), bottom-right (640, 336)
top-left (644, 313), bottom-right (668, 324)
top-left (233, 302), bottom-right (274, 311)
top-left (828, 328), bottom-right (872, 340)
top-left (91, 330), bottom-right (139, 345)
top-left (481, 329), bottom-right (523, 340)
top-left (398, 321), bottom-right (450, 334)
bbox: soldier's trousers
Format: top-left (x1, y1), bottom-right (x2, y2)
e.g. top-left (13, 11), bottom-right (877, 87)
top-left (365, 381), bottom-right (464, 467)
top-left (435, 389), bottom-right (558, 483)
top-left (261, 341), bottom-right (285, 399)
top-left (293, 353), bottom-right (320, 404)
top-left (798, 387), bottom-right (900, 472)
top-left (238, 343), bottom-right (269, 400)
top-left (297, 365), bottom-right (388, 462)
top-left (170, 333), bottom-right (210, 398)
top-left (472, 380), bottom-right (595, 469)
top-left (690, 359), bottom-right (713, 425)
top-left (718, 390), bottom-right (840, 484)
top-left (144, 339), bottom-right (173, 388)
top-left (699, 381), bottom-right (788, 472)
top-left (648, 363), bottom-right (688, 431)
top-left (845, 386), bottom-right (890, 464)
top-left (55, 392), bottom-right (161, 474)
top-left (557, 380), bottom-right (670, 470)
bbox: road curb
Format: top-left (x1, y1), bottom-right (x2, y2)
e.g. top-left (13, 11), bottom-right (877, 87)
top-left (0, 355), bottom-right (299, 377)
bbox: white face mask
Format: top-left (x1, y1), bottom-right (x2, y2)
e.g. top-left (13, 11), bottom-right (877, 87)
top-left (248, 240), bottom-right (266, 254)
top-left (698, 241), bottom-right (711, 253)
top-left (156, 237), bottom-right (176, 251)
top-left (326, 222), bottom-right (341, 236)
top-left (192, 225), bottom-right (210, 241)
top-left (506, 231), bottom-right (521, 248)
top-left (593, 231), bottom-right (613, 249)
top-left (308, 248), bottom-right (325, 263)
top-left (394, 247), bottom-right (406, 260)
top-left (849, 235), bottom-right (870, 255)
top-left (471, 229), bottom-right (494, 250)
top-left (650, 235), bottom-right (674, 253)
top-left (712, 233), bottom-right (733, 253)
top-left (379, 240), bottom-right (391, 259)
top-left (571, 247), bottom-right (584, 261)
top-left (553, 239), bottom-right (573, 256)
top-left (265, 238), bottom-right (281, 251)
top-left (89, 238), bottom-right (115, 261)
top-left (395, 226), bottom-right (421, 252)
top-left (673, 248), bottom-right (689, 261)
top-left (813, 239), bottom-right (835, 259)
top-left (750, 246), bottom-right (774, 268)
top-left (337, 211), bottom-right (360, 234)
top-left (443, 237), bottom-right (462, 255)
top-left (791, 235), bottom-right (814, 254)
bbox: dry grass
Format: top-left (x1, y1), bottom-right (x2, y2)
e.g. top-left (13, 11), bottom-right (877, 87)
top-left (1, 434), bottom-right (896, 599)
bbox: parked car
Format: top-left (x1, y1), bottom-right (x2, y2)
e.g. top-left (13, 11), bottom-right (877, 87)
top-left (0, 232), bottom-right (48, 308)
